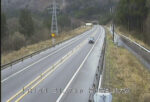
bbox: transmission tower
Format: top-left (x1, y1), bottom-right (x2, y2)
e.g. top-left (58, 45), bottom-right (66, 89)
top-left (51, 0), bottom-right (59, 36)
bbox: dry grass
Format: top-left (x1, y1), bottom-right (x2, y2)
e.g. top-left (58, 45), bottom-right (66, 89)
top-left (1, 26), bottom-right (91, 65)
top-left (116, 26), bottom-right (150, 50)
top-left (106, 24), bottom-right (150, 49)
top-left (102, 28), bottom-right (150, 102)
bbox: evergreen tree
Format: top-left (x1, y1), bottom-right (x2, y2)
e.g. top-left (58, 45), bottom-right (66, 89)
top-left (58, 14), bottom-right (71, 28)
top-left (1, 12), bottom-right (8, 39)
top-left (19, 9), bottom-right (35, 37)
top-left (43, 16), bottom-right (52, 30)
top-left (116, 0), bottom-right (148, 32)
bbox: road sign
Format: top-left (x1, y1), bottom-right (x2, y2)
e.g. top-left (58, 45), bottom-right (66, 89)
top-left (51, 33), bottom-right (55, 37)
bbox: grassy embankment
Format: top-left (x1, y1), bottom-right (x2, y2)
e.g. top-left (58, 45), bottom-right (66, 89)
top-left (1, 26), bottom-right (91, 66)
top-left (106, 24), bottom-right (150, 50)
top-left (116, 26), bottom-right (150, 50)
top-left (102, 28), bottom-right (150, 102)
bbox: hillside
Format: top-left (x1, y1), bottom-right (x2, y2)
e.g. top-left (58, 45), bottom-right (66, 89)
top-left (0, 0), bottom-right (118, 55)
top-left (2, 0), bottom-right (58, 12)
top-left (115, 0), bottom-right (150, 46)
top-left (1, 0), bottom-right (119, 15)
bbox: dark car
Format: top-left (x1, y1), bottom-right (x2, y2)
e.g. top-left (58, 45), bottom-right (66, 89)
top-left (89, 37), bottom-right (95, 44)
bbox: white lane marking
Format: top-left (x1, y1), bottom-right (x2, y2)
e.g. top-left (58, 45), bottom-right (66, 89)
top-left (7, 38), bottom-right (87, 102)
top-left (1, 28), bottom-right (95, 83)
top-left (56, 26), bottom-right (103, 102)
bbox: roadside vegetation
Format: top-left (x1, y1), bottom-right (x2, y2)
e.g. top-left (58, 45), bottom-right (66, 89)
top-left (1, 8), bottom-right (77, 55)
top-left (102, 28), bottom-right (150, 102)
top-left (1, 26), bottom-right (91, 65)
top-left (66, 0), bottom-right (118, 25)
top-left (115, 0), bottom-right (150, 47)
top-left (115, 26), bottom-right (150, 49)
top-left (1, 0), bottom-right (118, 55)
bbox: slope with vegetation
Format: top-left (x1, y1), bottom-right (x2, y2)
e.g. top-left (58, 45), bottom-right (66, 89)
top-left (1, 8), bottom-right (75, 54)
top-left (1, 26), bottom-right (91, 65)
top-left (103, 28), bottom-right (150, 102)
top-left (66, 0), bottom-right (119, 24)
top-left (115, 0), bottom-right (150, 47)
top-left (1, 0), bottom-right (119, 55)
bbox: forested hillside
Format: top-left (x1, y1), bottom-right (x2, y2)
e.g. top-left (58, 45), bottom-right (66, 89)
top-left (1, 0), bottom-right (119, 54)
top-left (145, 0), bottom-right (150, 44)
top-left (115, 0), bottom-right (150, 45)
top-left (2, 0), bottom-right (149, 54)
top-left (66, 0), bottom-right (118, 22)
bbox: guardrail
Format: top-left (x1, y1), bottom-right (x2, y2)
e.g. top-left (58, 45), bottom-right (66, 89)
top-left (6, 37), bottom-right (86, 102)
top-left (1, 41), bottom-right (61, 70)
top-left (120, 34), bottom-right (150, 53)
top-left (89, 34), bottom-right (106, 102)
top-left (120, 35), bottom-right (150, 69)
top-left (1, 29), bottom-right (90, 70)
top-left (109, 26), bottom-right (150, 53)
top-left (108, 26), bottom-right (150, 69)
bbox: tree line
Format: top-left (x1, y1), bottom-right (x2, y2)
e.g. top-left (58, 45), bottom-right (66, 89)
top-left (115, 0), bottom-right (150, 45)
top-left (1, 8), bottom-right (72, 53)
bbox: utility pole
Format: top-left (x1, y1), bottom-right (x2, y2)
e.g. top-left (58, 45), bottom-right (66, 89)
top-left (112, 16), bottom-right (115, 42)
top-left (110, 6), bottom-right (115, 42)
top-left (51, 0), bottom-right (59, 36)
top-left (47, 0), bottom-right (59, 45)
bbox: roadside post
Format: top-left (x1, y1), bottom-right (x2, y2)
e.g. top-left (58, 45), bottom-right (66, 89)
top-left (110, 6), bottom-right (115, 42)
top-left (112, 23), bottom-right (115, 42)
top-left (51, 33), bottom-right (56, 46)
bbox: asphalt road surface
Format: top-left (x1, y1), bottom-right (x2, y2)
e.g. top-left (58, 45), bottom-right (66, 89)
top-left (1, 25), bottom-right (105, 102)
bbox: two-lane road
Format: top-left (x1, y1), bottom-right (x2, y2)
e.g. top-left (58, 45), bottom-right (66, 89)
top-left (2, 25), bottom-right (105, 102)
